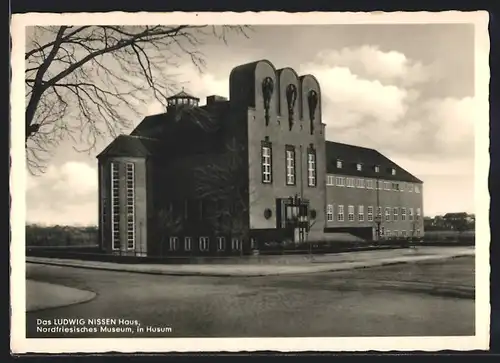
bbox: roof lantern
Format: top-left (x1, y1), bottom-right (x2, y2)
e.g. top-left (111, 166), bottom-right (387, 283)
top-left (166, 88), bottom-right (200, 109)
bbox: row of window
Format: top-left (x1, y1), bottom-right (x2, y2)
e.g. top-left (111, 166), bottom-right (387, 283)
top-left (326, 205), bottom-right (421, 223)
top-left (326, 175), bottom-right (421, 193)
top-left (168, 236), bottom-right (243, 252)
top-left (110, 162), bottom-right (136, 251)
top-left (337, 160), bottom-right (396, 176)
top-left (262, 142), bottom-right (317, 187)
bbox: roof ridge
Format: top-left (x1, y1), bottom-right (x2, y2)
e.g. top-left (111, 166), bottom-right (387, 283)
top-left (326, 140), bottom-right (377, 152)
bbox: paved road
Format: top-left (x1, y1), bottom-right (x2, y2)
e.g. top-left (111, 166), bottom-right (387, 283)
top-left (26, 256), bottom-right (475, 338)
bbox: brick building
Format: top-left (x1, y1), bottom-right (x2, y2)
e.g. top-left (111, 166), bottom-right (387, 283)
top-left (97, 60), bottom-right (424, 256)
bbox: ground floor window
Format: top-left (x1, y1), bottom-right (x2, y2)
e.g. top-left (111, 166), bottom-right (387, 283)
top-left (367, 206), bottom-right (373, 222)
top-left (250, 238), bottom-right (256, 249)
top-left (199, 237), bottom-right (210, 251)
top-left (402, 230), bottom-right (407, 237)
top-left (326, 204), bottom-right (334, 221)
top-left (217, 236), bottom-right (226, 251)
top-left (393, 230), bottom-right (398, 237)
top-left (386, 230), bottom-right (391, 237)
top-left (169, 236), bottom-right (179, 251)
top-left (184, 236), bottom-right (192, 251)
top-left (231, 238), bottom-right (241, 251)
top-left (337, 205), bottom-right (344, 222)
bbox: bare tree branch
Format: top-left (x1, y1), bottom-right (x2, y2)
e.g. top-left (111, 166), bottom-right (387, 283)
top-left (25, 25), bottom-right (250, 174)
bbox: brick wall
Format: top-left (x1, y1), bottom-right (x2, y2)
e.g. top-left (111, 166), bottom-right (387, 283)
top-left (230, 60), bottom-right (326, 242)
top-left (325, 173), bottom-right (424, 238)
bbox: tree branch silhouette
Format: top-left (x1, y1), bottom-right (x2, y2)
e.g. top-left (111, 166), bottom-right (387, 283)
top-left (25, 25), bottom-right (250, 174)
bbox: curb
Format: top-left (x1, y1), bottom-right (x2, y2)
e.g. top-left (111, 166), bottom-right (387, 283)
top-left (26, 280), bottom-right (97, 313)
top-left (26, 253), bottom-right (474, 278)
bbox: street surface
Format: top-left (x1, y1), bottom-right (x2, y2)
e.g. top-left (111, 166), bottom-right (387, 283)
top-left (26, 256), bottom-right (475, 338)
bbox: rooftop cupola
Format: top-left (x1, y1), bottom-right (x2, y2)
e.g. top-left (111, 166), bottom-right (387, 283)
top-left (166, 88), bottom-right (200, 110)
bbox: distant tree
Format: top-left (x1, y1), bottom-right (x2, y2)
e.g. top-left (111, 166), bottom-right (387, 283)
top-left (156, 206), bottom-right (183, 256)
top-left (25, 25), bottom-right (250, 173)
top-left (443, 212), bottom-right (469, 234)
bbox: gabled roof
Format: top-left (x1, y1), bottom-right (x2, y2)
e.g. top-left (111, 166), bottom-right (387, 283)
top-left (167, 90), bottom-right (199, 100)
top-left (325, 141), bottom-right (423, 183)
top-left (96, 134), bottom-right (160, 158)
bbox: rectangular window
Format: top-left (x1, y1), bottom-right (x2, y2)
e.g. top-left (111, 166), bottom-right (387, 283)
top-left (184, 237), bottom-right (192, 251)
top-left (377, 180), bottom-right (383, 190)
top-left (169, 236), bottom-right (179, 251)
top-left (337, 160), bottom-right (342, 168)
top-left (401, 208), bottom-right (407, 221)
top-left (401, 182), bottom-right (406, 192)
top-left (366, 179), bottom-right (373, 189)
top-left (367, 206), bottom-right (374, 222)
top-left (356, 179), bottom-right (365, 188)
top-left (336, 177), bottom-right (345, 187)
top-left (199, 237), bottom-right (210, 252)
top-left (285, 146), bottom-right (296, 186)
top-left (386, 230), bottom-right (391, 237)
top-left (327, 175), bottom-right (335, 186)
top-left (356, 163), bottom-right (362, 171)
top-left (384, 182), bottom-right (391, 191)
top-left (385, 207), bottom-right (391, 222)
top-left (408, 184), bottom-right (413, 192)
top-left (377, 206), bottom-right (382, 218)
top-left (402, 230), bottom-right (407, 237)
top-left (416, 229), bottom-right (421, 237)
top-left (374, 165), bottom-right (380, 173)
top-left (261, 142), bottom-right (272, 184)
top-left (391, 168), bottom-right (396, 175)
top-left (348, 205), bottom-right (355, 222)
top-left (393, 207), bottom-right (398, 221)
top-left (409, 208), bottom-right (414, 221)
top-left (337, 205), bottom-right (344, 222)
top-left (326, 204), bottom-right (334, 222)
top-left (416, 208), bottom-right (421, 220)
top-left (231, 238), bottom-right (241, 251)
top-left (392, 183), bottom-right (400, 191)
top-left (346, 178), bottom-right (355, 188)
top-left (126, 163), bottom-right (135, 250)
top-left (358, 205), bottom-right (364, 222)
top-left (217, 237), bottom-right (226, 251)
top-left (111, 162), bottom-right (120, 251)
top-left (393, 230), bottom-right (398, 237)
top-left (415, 185), bottom-right (421, 193)
top-left (307, 149), bottom-right (317, 187)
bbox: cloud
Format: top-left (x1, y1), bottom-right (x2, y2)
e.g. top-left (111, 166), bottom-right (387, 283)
top-left (315, 46), bottom-right (439, 86)
top-left (26, 161), bottom-right (98, 226)
top-left (300, 65), bottom-right (411, 125)
top-left (300, 46), bottom-right (474, 160)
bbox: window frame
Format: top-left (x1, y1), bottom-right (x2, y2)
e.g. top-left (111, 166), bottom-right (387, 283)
top-left (261, 140), bottom-right (273, 184)
top-left (285, 145), bottom-right (296, 186)
top-left (358, 205), bottom-right (364, 222)
top-left (337, 205), bottom-right (345, 222)
top-left (348, 205), bottom-right (355, 222)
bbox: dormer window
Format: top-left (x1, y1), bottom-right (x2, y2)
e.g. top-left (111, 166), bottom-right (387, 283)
top-left (391, 168), bottom-right (396, 176)
top-left (336, 160), bottom-right (343, 169)
top-left (374, 165), bottom-right (380, 173)
top-left (356, 163), bottom-right (362, 171)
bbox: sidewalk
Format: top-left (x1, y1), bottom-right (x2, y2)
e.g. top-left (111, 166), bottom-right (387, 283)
top-left (26, 246), bottom-right (474, 277)
top-left (26, 280), bottom-right (96, 312)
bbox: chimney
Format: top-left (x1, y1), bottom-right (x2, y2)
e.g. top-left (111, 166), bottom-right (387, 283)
top-left (206, 95), bottom-right (228, 106)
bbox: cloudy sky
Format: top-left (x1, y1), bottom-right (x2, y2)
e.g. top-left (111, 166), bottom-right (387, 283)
top-left (25, 23), bottom-right (480, 226)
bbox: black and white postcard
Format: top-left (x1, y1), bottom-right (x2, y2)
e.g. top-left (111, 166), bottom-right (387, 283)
top-left (10, 11), bottom-right (490, 353)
